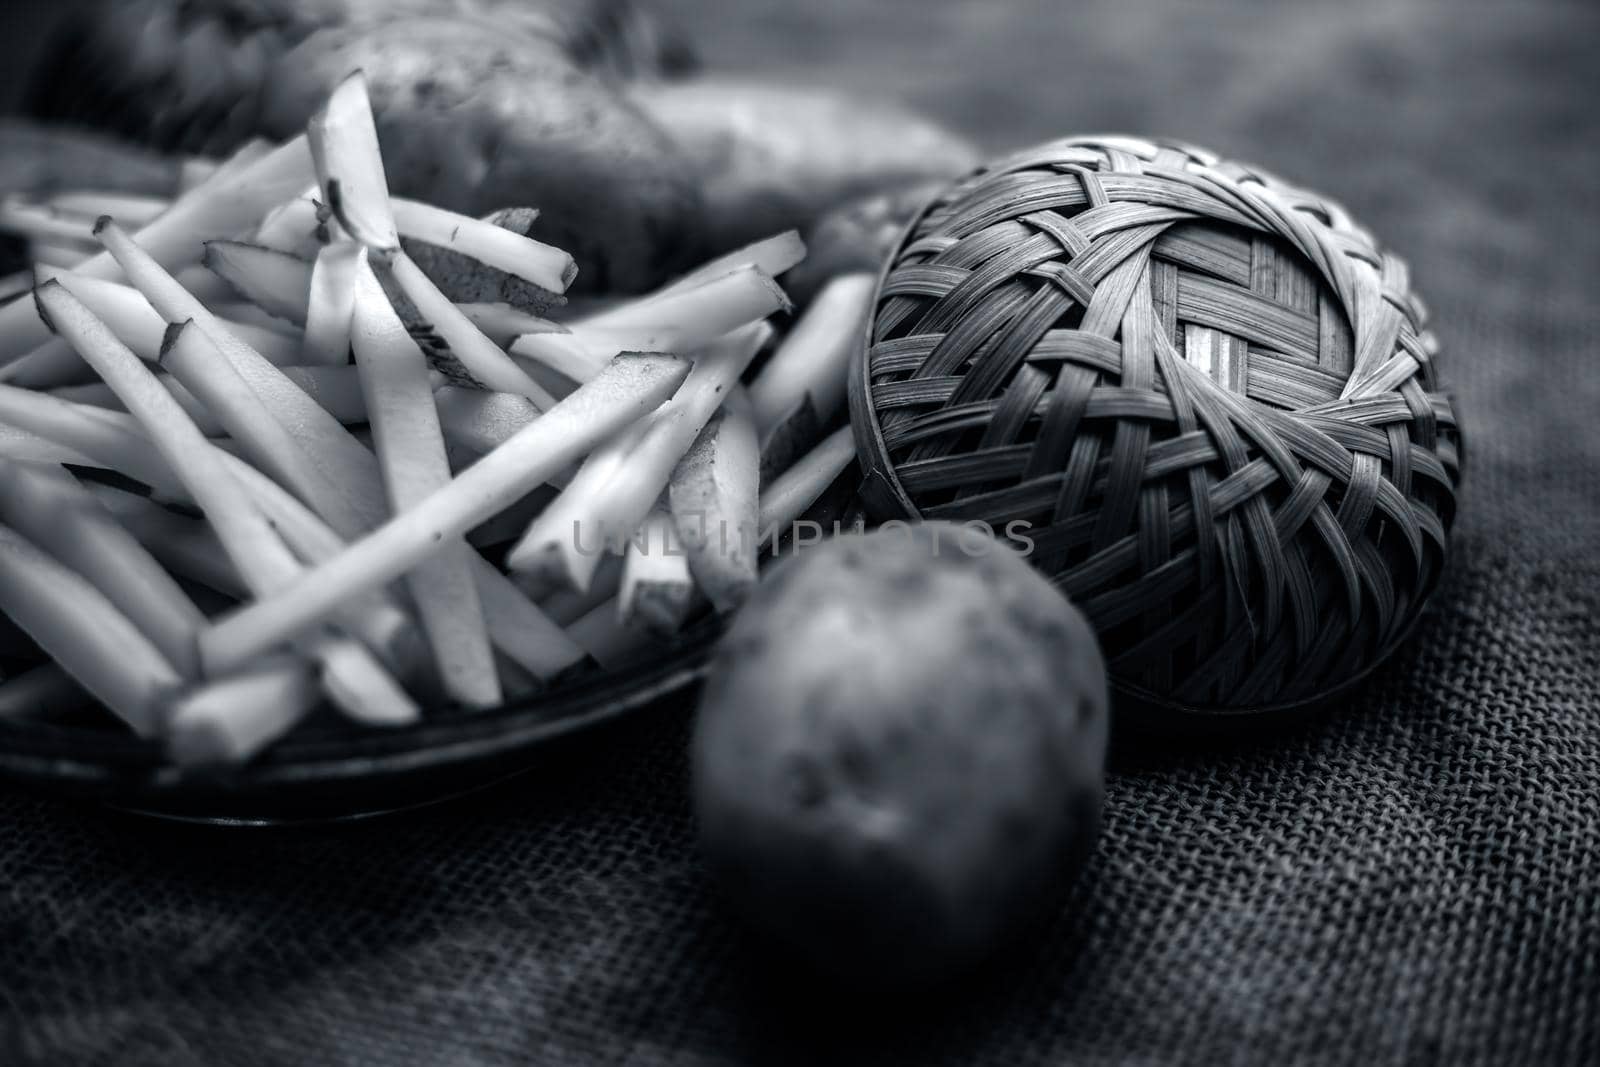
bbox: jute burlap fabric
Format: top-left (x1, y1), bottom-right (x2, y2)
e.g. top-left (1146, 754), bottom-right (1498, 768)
top-left (2, 0), bottom-right (1597, 1063)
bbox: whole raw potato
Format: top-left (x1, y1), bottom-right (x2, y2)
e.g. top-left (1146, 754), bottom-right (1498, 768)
top-left (694, 522), bottom-right (1108, 990)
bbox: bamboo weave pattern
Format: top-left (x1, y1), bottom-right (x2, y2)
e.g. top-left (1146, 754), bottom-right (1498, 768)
top-left (851, 136), bottom-right (1461, 714)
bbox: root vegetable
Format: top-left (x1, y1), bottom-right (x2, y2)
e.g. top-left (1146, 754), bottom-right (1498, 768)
top-left (693, 522), bottom-right (1108, 990)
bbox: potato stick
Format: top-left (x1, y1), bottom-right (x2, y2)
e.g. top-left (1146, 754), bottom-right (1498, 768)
top-left (314, 633), bottom-right (418, 726)
top-left (651, 231), bottom-right (807, 301)
top-left (41, 268), bottom-right (168, 357)
top-left (391, 196), bottom-right (576, 294)
top-left (466, 485), bottom-right (557, 548)
top-left (31, 242), bottom-right (90, 269)
top-left (178, 158), bottom-right (217, 194)
top-left (0, 270), bottom-right (33, 303)
top-left (505, 421), bottom-right (646, 591)
top-left (82, 482), bottom-right (248, 599)
top-left (53, 379), bottom-right (230, 436)
top-left (758, 394), bottom-right (822, 483)
top-left (212, 452), bottom-right (417, 664)
top-left (0, 420), bottom-right (100, 467)
top-left (434, 386), bottom-right (541, 456)
top-left (199, 351), bottom-right (690, 671)
top-left (224, 435), bottom-right (562, 682)
top-left (37, 267), bottom-right (304, 366)
top-left (0, 662), bottom-right (90, 722)
top-left (50, 192), bottom-right (169, 227)
top-left (167, 655), bottom-right (318, 766)
top-left (758, 425), bottom-right (858, 540)
top-left (210, 302), bottom-right (300, 337)
top-left (301, 241), bottom-right (363, 364)
top-left (507, 332), bottom-right (607, 387)
top-left (551, 269), bottom-right (788, 369)
top-left (571, 264), bottom-right (791, 338)
top-left (470, 559), bottom-right (586, 680)
top-left (455, 303), bottom-right (565, 346)
top-left (161, 322), bottom-right (373, 537)
top-left (352, 257), bottom-right (497, 707)
top-left (66, 135), bottom-right (313, 282)
top-left (0, 338), bottom-right (89, 390)
top-left (747, 272), bottom-right (875, 433)
top-left (0, 199), bottom-right (102, 246)
top-left (564, 598), bottom-right (653, 671)
top-left (0, 461), bottom-right (204, 677)
top-left (95, 217), bottom-right (380, 498)
top-left (619, 510), bottom-right (696, 635)
top-left (0, 522), bottom-right (181, 735)
top-left (206, 138), bottom-right (278, 185)
top-left (509, 323), bottom-right (771, 589)
top-left (0, 383), bottom-right (183, 495)
top-left (253, 192), bottom-right (324, 257)
top-left (57, 363), bottom-right (367, 433)
top-left (308, 73), bottom-right (399, 251)
top-left (202, 240), bottom-right (312, 326)
top-left (670, 393), bottom-right (760, 613)
top-left (538, 555), bottom-right (624, 626)
top-left (387, 252), bottom-right (558, 404)
top-left (35, 281), bottom-right (416, 725)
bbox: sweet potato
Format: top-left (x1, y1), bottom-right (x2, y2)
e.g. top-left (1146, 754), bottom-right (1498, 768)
top-left (256, 19), bottom-right (703, 292)
top-left (631, 80), bottom-right (979, 253)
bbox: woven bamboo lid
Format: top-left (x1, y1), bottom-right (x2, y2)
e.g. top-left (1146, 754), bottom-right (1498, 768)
top-left (848, 136), bottom-right (1462, 723)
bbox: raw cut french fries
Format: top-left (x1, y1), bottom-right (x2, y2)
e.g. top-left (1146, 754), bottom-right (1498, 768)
top-left (95, 217), bottom-right (380, 504)
top-left (388, 253), bottom-right (559, 404)
top-left (35, 280), bottom-right (418, 731)
top-left (758, 424), bottom-right (859, 539)
top-left (49, 192), bottom-right (169, 227)
top-left (70, 134), bottom-right (314, 283)
top-left (0, 522), bottom-right (181, 736)
top-left (199, 352), bottom-right (691, 672)
top-left (84, 483), bottom-right (248, 599)
top-left (0, 461), bottom-right (205, 678)
top-left (0, 419), bottom-right (101, 468)
top-left (0, 67), bottom-right (861, 767)
top-left (203, 240), bottom-right (313, 326)
top-left (302, 242), bottom-right (365, 364)
top-left (433, 387), bottom-right (542, 457)
top-left (308, 74), bottom-right (401, 251)
top-left (638, 230), bottom-right (806, 302)
top-left (619, 510), bottom-right (697, 635)
top-left (352, 257), bottom-right (499, 707)
top-left (167, 657), bottom-right (318, 766)
top-left (747, 272), bottom-right (875, 432)
top-left (54, 363), bottom-right (369, 435)
top-left (162, 321), bottom-right (371, 538)
top-left (670, 391), bottom-right (761, 613)
top-left (391, 197), bottom-right (577, 295)
top-left (509, 323), bottom-right (771, 591)
top-left (0, 662), bottom-right (89, 722)
top-left (0, 382), bottom-right (186, 496)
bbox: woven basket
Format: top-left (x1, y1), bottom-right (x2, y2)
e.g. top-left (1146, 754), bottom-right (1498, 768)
top-left (849, 136), bottom-right (1462, 722)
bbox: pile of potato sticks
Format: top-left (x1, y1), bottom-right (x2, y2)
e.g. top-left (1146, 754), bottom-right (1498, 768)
top-left (0, 74), bottom-right (868, 765)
